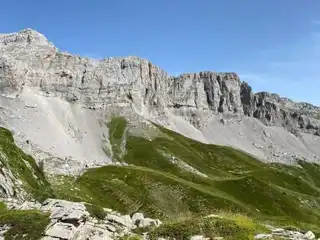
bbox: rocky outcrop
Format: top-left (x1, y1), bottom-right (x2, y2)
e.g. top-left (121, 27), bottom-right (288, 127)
top-left (242, 90), bottom-right (320, 136)
top-left (167, 72), bottom-right (243, 128)
top-left (255, 227), bottom-right (318, 240)
top-left (3, 29), bottom-right (319, 135)
top-left (0, 29), bottom-right (169, 119)
top-left (169, 72), bottom-right (243, 113)
top-left (2, 198), bottom-right (162, 240)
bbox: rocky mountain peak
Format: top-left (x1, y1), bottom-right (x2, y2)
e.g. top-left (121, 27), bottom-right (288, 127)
top-left (0, 28), bottom-right (52, 48)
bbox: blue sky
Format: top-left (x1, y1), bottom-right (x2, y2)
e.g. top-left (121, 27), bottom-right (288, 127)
top-left (1, 1), bottom-right (320, 105)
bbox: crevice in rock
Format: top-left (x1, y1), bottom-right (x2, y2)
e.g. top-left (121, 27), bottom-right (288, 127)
top-left (81, 64), bottom-right (87, 84)
top-left (60, 218), bottom-right (81, 228)
top-left (218, 96), bottom-right (224, 113)
top-left (148, 62), bottom-right (152, 79)
top-left (126, 92), bottom-right (133, 101)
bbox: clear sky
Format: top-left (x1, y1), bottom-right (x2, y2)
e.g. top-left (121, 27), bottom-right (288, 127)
top-left (1, 1), bottom-right (320, 105)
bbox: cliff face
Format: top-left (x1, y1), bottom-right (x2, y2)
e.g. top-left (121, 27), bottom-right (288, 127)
top-left (1, 29), bottom-right (320, 171)
top-left (168, 72), bottom-right (243, 113)
top-left (2, 29), bottom-right (319, 135)
top-left (0, 29), bottom-right (170, 117)
top-left (168, 72), bottom-right (320, 136)
top-left (240, 83), bottom-right (320, 136)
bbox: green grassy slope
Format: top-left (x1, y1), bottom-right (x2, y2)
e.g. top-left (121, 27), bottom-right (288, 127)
top-left (51, 117), bottom-right (320, 234)
top-left (0, 128), bottom-right (53, 201)
top-left (2, 117), bottom-right (320, 237)
top-left (149, 214), bottom-right (269, 240)
top-left (107, 116), bottom-right (128, 161)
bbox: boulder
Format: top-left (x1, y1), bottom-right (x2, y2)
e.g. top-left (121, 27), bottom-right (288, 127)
top-left (106, 214), bottom-right (129, 228)
top-left (190, 235), bottom-right (210, 240)
top-left (137, 218), bottom-right (162, 228)
top-left (45, 222), bottom-right (75, 239)
top-left (254, 234), bottom-right (272, 239)
top-left (304, 231), bottom-right (316, 240)
top-left (132, 212), bottom-right (144, 225)
top-left (41, 199), bottom-right (89, 222)
top-left (19, 201), bottom-right (42, 210)
top-left (121, 214), bottom-right (133, 228)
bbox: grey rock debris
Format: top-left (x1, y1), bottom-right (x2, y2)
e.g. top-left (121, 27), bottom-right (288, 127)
top-left (0, 198), bottom-right (162, 240)
top-left (255, 227), bottom-right (318, 240)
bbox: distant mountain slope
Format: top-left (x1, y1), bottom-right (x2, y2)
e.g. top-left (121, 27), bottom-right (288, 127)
top-left (1, 120), bottom-right (320, 237)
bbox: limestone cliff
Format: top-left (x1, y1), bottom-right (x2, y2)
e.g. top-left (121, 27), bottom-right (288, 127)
top-left (1, 29), bottom-right (320, 172)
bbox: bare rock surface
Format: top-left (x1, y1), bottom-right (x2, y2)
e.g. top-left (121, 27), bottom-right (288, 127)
top-left (0, 28), bottom-right (320, 176)
top-left (253, 226), bottom-right (318, 240)
top-left (1, 198), bottom-right (162, 240)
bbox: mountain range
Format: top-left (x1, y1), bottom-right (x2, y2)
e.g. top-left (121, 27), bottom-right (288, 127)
top-left (0, 29), bottom-right (320, 240)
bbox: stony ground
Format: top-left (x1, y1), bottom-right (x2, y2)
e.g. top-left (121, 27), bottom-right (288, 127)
top-left (1, 198), bottom-right (319, 240)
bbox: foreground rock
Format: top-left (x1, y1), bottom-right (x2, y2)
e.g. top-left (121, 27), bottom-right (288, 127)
top-left (1, 198), bottom-right (162, 240)
top-left (255, 227), bottom-right (318, 240)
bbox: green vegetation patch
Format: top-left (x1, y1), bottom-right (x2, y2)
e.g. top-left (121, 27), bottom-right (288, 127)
top-left (58, 165), bottom-right (245, 218)
top-left (48, 118), bottom-right (320, 232)
top-left (149, 215), bottom-right (268, 240)
top-left (107, 117), bottom-right (128, 161)
top-left (85, 203), bottom-right (107, 220)
top-left (2, 117), bottom-right (320, 237)
top-left (0, 205), bottom-right (50, 240)
top-left (0, 128), bottom-right (53, 201)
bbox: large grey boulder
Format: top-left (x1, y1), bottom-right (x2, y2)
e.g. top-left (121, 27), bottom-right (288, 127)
top-left (40, 199), bottom-right (89, 221)
top-left (45, 222), bottom-right (75, 239)
top-left (304, 231), bottom-right (316, 240)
